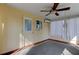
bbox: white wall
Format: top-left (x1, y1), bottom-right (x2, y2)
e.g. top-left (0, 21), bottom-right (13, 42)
top-left (0, 4), bottom-right (49, 54)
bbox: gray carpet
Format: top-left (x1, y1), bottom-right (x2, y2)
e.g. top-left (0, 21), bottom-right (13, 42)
top-left (26, 40), bottom-right (79, 55)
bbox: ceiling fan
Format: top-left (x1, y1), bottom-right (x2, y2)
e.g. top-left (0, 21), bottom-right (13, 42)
top-left (40, 3), bottom-right (70, 16)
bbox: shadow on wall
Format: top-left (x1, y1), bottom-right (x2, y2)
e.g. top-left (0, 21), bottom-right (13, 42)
top-left (19, 32), bottom-right (49, 48)
top-left (19, 33), bottom-right (33, 48)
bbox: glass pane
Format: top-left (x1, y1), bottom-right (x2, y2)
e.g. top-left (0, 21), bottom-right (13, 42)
top-left (25, 19), bottom-right (32, 32)
top-left (36, 20), bottom-right (42, 31)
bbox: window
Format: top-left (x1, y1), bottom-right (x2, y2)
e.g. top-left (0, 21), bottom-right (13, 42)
top-left (23, 17), bottom-right (32, 32)
top-left (36, 20), bottom-right (42, 31)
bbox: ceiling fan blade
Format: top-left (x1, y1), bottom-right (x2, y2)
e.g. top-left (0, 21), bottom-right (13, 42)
top-left (56, 7), bottom-right (70, 11)
top-left (55, 12), bottom-right (59, 16)
top-left (52, 3), bottom-right (59, 10)
top-left (40, 10), bottom-right (50, 12)
top-left (45, 12), bottom-right (51, 16)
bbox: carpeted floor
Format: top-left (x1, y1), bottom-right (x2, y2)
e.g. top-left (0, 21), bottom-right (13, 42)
top-left (25, 40), bottom-right (79, 55)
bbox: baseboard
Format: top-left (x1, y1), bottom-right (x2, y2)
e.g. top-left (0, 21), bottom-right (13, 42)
top-left (34, 39), bottom-right (48, 45)
top-left (0, 49), bottom-right (18, 55)
top-left (48, 39), bottom-right (69, 44)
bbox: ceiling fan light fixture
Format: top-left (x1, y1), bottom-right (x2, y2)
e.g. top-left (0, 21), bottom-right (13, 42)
top-left (55, 12), bottom-right (59, 16)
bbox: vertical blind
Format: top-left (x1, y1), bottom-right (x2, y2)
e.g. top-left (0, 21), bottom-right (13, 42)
top-left (50, 17), bottom-right (79, 41)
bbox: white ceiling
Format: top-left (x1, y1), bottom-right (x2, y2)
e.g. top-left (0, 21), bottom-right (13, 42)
top-left (7, 3), bottom-right (79, 21)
